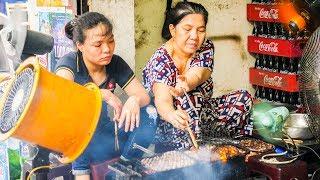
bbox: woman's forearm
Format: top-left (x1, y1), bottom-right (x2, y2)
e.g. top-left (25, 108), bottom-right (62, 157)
top-left (184, 68), bottom-right (211, 92)
top-left (124, 78), bottom-right (150, 107)
top-left (129, 94), bottom-right (150, 107)
top-left (100, 88), bottom-right (113, 102)
top-left (154, 97), bottom-right (175, 122)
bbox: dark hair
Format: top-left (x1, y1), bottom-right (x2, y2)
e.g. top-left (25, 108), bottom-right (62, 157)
top-left (162, 1), bottom-right (208, 40)
top-left (65, 12), bottom-right (113, 44)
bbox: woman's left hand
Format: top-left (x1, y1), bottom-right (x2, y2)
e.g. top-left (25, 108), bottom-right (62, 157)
top-left (169, 75), bottom-right (189, 97)
top-left (118, 96), bottom-right (140, 132)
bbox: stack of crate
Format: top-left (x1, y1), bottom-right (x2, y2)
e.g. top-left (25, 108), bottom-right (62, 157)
top-left (247, 0), bottom-right (308, 106)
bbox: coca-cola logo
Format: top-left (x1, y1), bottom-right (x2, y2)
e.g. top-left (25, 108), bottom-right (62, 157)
top-left (258, 41), bottom-right (279, 53)
top-left (263, 75), bottom-right (283, 87)
top-left (259, 8), bottom-right (279, 19)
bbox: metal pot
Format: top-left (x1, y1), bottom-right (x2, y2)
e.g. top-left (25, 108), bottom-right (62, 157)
top-left (282, 113), bottom-right (314, 140)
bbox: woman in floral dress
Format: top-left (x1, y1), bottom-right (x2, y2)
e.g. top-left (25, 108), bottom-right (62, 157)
top-left (143, 1), bottom-right (252, 152)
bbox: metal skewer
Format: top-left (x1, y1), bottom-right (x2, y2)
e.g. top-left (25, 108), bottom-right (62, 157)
top-left (181, 88), bottom-right (199, 149)
top-left (133, 143), bottom-right (155, 156)
top-left (114, 121), bottom-right (120, 151)
top-left (114, 110), bottom-right (120, 151)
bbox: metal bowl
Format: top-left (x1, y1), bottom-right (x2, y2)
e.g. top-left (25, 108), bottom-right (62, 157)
top-left (282, 113), bottom-right (314, 140)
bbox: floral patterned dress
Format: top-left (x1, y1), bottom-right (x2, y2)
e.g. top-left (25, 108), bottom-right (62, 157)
top-left (142, 39), bottom-right (252, 152)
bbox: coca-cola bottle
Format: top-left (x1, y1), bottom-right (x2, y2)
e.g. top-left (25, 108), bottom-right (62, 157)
top-left (253, 22), bottom-right (258, 36)
top-left (262, 55), bottom-right (268, 71)
top-left (293, 57), bottom-right (299, 74)
top-left (255, 86), bottom-right (261, 98)
top-left (288, 92), bottom-right (294, 104)
top-left (266, 22), bottom-right (272, 38)
top-left (268, 23), bottom-right (276, 39)
top-left (268, 55), bottom-right (274, 72)
top-left (256, 54), bottom-right (263, 69)
top-left (288, 58), bottom-right (295, 74)
top-left (272, 56), bottom-right (279, 72)
top-left (261, 0), bottom-right (270, 5)
top-left (266, 88), bottom-right (273, 101)
top-left (280, 91), bottom-right (287, 103)
top-left (279, 24), bottom-right (288, 39)
top-left (288, 31), bottom-right (296, 40)
top-left (280, 57), bottom-right (289, 74)
top-left (261, 86), bottom-right (266, 99)
top-left (254, 54), bottom-right (260, 69)
top-left (297, 92), bottom-right (301, 105)
top-left (302, 29), bottom-right (311, 40)
top-left (259, 22), bottom-right (268, 37)
top-left (291, 92), bottom-right (300, 105)
top-left (273, 23), bottom-right (280, 39)
top-left (289, 58), bottom-right (300, 74)
top-left (274, 89), bottom-right (280, 102)
top-left (252, 0), bottom-right (261, 4)
top-left (285, 91), bottom-right (290, 104)
top-left (264, 87), bottom-right (270, 100)
top-left (297, 61), bottom-right (301, 75)
top-left (270, 89), bottom-right (276, 101)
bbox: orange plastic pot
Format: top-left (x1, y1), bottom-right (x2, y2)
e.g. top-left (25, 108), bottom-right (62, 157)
top-left (0, 58), bottom-right (102, 163)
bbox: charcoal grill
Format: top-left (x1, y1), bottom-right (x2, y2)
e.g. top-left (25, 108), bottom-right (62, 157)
top-left (107, 146), bottom-right (247, 180)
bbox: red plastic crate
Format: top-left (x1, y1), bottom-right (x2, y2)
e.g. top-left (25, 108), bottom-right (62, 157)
top-left (247, 3), bottom-right (293, 23)
top-left (247, 3), bottom-right (281, 22)
top-left (248, 36), bottom-right (305, 57)
top-left (249, 67), bottom-right (299, 92)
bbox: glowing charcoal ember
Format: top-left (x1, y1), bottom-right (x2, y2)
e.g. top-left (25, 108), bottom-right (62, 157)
top-left (213, 145), bottom-right (243, 163)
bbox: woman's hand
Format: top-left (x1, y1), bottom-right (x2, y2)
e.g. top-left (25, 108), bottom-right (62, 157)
top-left (169, 75), bottom-right (189, 97)
top-left (100, 89), bottom-right (123, 120)
top-left (167, 106), bottom-right (189, 130)
top-left (118, 96), bottom-right (140, 132)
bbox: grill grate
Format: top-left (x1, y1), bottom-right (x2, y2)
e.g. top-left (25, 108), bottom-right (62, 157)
top-left (0, 68), bottom-right (34, 133)
top-left (141, 150), bottom-right (196, 173)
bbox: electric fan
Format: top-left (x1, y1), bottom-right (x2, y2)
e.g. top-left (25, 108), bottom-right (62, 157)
top-left (0, 60), bottom-right (102, 163)
top-left (299, 25), bottom-right (320, 145)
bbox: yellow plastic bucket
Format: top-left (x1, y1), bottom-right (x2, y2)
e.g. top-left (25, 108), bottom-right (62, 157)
top-left (0, 58), bottom-right (102, 163)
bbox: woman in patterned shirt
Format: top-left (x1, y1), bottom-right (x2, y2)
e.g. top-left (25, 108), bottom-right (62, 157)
top-left (143, 1), bottom-right (253, 152)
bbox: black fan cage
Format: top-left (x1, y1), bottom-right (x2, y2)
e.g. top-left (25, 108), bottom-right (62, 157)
top-left (299, 26), bottom-right (320, 144)
top-left (0, 67), bottom-right (35, 133)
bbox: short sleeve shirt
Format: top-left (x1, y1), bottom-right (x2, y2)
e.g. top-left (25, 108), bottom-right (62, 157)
top-left (55, 51), bottom-right (135, 91)
top-left (142, 39), bottom-right (215, 150)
